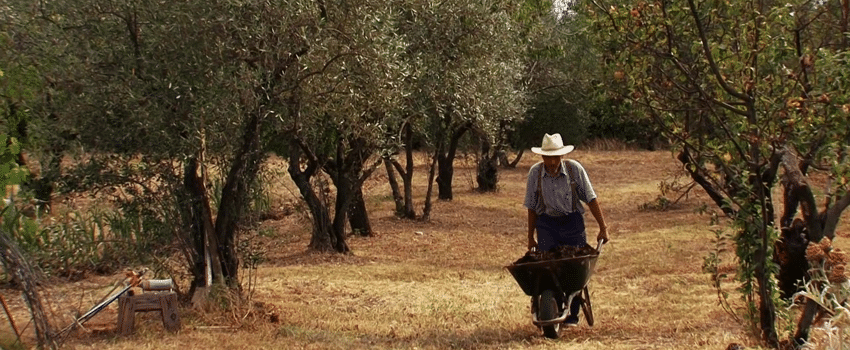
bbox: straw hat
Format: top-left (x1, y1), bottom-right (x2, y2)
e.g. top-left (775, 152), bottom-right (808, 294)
top-left (531, 133), bottom-right (574, 156)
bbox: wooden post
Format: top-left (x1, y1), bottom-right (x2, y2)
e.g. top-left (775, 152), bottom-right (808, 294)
top-left (159, 293), bottom-right (180, 332)
top-left (117, 294), bottom-right (136, 335)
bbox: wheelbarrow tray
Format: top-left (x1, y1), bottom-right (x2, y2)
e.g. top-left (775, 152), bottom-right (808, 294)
top-left (506, 251), bottom-right (599, 297)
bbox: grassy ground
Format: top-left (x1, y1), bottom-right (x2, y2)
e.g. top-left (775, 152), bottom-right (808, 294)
top-left (4, 149), bottom-right (845, 349)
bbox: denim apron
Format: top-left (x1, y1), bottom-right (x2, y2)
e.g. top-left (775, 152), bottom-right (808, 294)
top-left (535, 162), bottom-right (587, 251)
top-left (536, 212), bottom-right (586, 251)
top-left (534, 161), bottom-right (588, 322)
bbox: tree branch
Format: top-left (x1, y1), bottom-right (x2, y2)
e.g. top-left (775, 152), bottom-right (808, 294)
top-left (781, 146), bottom-right (823, 241)
top-left (686, 0), bottom-right (750, 102)
top-left (824, 192), bottom-right (850, 238)
top-left (761, 147), bottom-right (783, 185)
top-left (293, 137), bottom-right (320, 177)
top-left (678, 149), bottom-right (735, 217)
top-left (296, 52), bottom-right (359, 87)
top-left (591, 0), bottom-right (620, 31)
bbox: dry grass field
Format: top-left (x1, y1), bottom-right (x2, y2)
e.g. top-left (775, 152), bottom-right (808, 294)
top-left (5, 148), bottom-right (850, 349)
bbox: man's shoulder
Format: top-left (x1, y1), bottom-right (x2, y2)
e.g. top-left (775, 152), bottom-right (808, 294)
top-left (564, 158), bottom-right (582, 166)
top-left (564, 159), bottom-right (586, 171)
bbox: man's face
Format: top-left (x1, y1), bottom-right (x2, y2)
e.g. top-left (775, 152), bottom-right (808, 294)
top-left (542, 155), bottom-right (561, 173)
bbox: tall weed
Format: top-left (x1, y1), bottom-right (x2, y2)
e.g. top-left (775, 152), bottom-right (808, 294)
top-left (5, 201), bottom-right (173, 277)
top-left (798, 237), bottom-right (850, 350)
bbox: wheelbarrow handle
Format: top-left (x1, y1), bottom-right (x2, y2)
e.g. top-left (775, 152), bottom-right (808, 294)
top-left (596, 239), bottom-right (605, 254)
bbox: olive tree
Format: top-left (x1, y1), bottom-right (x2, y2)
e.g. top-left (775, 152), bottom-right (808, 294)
top-left (280, 0), bottom-right (408, 252)
top-left (514, 0), bottom-right (598, 151)
top-left (9, 0), bottom-right (287, 293)
top-left (4, 0), bottom-right (356, 292)
top-left (387, 0), bottom-right (527, 219)
top-left (584, 0), bottom-right (850, 346)
top-left (511, 0), bottom-right (649, 160)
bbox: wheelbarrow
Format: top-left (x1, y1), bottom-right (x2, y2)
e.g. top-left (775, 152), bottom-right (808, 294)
top-left (505, 240), bottom-right (603, 339)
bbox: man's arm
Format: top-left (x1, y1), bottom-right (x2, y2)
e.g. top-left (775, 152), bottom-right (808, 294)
top-left (587, 198), bottom-right (609, 243)
top-left (527, 209), bottom-right (538, 250)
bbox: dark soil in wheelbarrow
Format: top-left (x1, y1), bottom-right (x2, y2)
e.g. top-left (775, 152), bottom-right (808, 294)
top-left (513, 244), bottom-right (598, 264)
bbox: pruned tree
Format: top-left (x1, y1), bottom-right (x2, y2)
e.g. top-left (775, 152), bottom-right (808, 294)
top-left (584, 0), bottom-right (850, 346)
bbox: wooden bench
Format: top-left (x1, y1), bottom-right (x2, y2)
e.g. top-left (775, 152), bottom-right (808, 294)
top-left (117, 279), bottom-right (181, 335)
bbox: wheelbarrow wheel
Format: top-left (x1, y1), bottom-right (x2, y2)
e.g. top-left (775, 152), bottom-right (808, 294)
top-left (581, 286), bottom-right (594, 326)
top-left (538, 289), bottom-right (560, 339)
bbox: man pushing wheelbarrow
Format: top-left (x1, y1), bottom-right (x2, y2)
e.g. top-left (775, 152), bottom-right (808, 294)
top-left (507, 133), bottom-right (609, 339)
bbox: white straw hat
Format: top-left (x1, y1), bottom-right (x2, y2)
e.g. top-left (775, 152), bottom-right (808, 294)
top-left (531, 133), bottom-right (574, 156)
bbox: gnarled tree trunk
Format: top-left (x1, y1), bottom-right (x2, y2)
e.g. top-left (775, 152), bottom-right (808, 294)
top-left (214, 110), bottom-right (266, 287)
top-left (349, 187), bottom-right (373, 236)
top-left (476, 134), bottom-right (498, 192)
top-left (435, 119), bottom-right (471, 201)
top-left (421, 149), bottom-right (439, 221)
top-left (776, 146), bottom-right (850, 344)
top-left (384, 157), bottom-right (405, 216)
top-left (497, 148), bottom-right (524, 168)
top-left (183, 156), bottom-right (224, 299)
top-left (386, 121), bottom-right (416, 219)
top-left (329, 172), bottom-right (354, 252)
top-left (287, 138), bottom-right (349, 253)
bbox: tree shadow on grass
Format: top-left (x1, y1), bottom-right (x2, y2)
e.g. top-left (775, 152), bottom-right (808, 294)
top-left (268, 249), bottom-right (378, 267)
top-left (349, 325), bottom-right (560, 349)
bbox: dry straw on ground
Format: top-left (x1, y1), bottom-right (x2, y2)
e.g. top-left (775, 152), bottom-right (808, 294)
top-left (5, 149), bottom-right (849, 349)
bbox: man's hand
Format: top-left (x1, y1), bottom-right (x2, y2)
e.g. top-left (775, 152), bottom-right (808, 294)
top-left (588, 199), bottom-right (609, 244)
top-left (527, 238), bottom-right (538, 251)
top-left (597, 226), bottom-right (609, 244)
